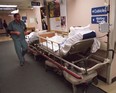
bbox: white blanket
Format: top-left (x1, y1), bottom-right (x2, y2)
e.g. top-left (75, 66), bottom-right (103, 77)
top-left (25, 32), bottom-right (38, 43)
top-left (25, 31), bottom-right (47, 43)
top-left (42, 35), bottom-right (66, 51)
top-left (68, 24), bottom-right (91, 37)
top-left (42, 33), bottom-right (100, 56)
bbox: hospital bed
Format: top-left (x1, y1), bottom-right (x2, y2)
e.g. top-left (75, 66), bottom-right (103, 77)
top-left (27, 31), bottom-right (110, 93)
top-left (25, 30), bottom-right (47, 59)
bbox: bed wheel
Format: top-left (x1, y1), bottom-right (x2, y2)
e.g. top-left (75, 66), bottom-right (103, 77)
top-left (92, 77), bottom-right (98, 85)
top-left (72, 84), bottom-right (77, 93)
top-left (34, 55), bottom-right (37, 60)
top-left (45, 65), bottom-right (49, 72)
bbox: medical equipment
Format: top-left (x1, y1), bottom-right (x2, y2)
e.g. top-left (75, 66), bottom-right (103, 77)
top-left (99, 22), bottom-right (109, 33)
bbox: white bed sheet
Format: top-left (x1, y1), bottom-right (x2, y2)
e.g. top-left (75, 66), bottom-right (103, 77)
top-left (42, 35), bottom-right (66, 52)
top-left (25, 31), bottom-right (47, 43)
top-left (41, 33), bottom-right (100, 56)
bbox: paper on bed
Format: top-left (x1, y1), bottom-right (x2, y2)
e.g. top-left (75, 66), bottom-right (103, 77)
top-left (25, 32), bottom-right (39, 43)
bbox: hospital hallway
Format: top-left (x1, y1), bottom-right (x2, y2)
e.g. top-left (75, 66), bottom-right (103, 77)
top-left (0, 40), bottom-right (75, 93)
top-left (0, 40), bottom-right (114, 93)
top-left (0, 40), bottom-right (73, 93)
top-left (1, 0), bottom-right (116, 92)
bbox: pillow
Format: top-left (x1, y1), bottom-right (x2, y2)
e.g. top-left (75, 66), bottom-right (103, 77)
top-left (68, 24), bottom-right (91, 37)
top-left (74, 24), bottom-right (90, 32)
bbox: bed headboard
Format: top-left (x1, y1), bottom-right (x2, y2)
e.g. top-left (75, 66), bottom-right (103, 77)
top-left (39, 32), bottom-right (55, 42)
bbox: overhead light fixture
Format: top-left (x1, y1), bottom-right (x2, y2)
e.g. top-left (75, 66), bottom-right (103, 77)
top-left (0, 5), bottom-right (17, 8)
top-left (0, 5), bottom-right (17, 11)
top-left (11, 9), bottom-right (19, 14)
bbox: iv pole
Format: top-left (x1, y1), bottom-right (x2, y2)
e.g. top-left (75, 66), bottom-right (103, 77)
top-left (107, 0), bottom-right (110, 58)
top-left (106, 0), bottom-right (115, 84)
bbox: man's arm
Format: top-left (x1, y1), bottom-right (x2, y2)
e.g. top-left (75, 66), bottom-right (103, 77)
top-left (24, 31), bottom-right (31, 35)
top-left (10, 31), bottom-right (20, 35)
top-left (24, 27), bottom-right (32, 35)
top-left (22, 21), bottom-right (31, 35)
top-left (7, 22), bottom-right (20, 36)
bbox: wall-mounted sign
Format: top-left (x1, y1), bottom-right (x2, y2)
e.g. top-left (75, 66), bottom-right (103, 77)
top-left (91, 6), bottom-right (108, 15)
top-left (22, 16), bottom-right (27, 23)
top-left (31, 1), bottom-right (40, 6)
top-left (22, 16), bottom-right (27, 20)
top-left (91, 16), bottom-right (107, 24)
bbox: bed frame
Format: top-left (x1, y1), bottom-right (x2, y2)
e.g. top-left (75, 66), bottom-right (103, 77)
top-left (28, 32), bottom-right (110, 93)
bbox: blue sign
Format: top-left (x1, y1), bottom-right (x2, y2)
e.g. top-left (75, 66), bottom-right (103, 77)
top-left (91, 6), bottom-right (108, 15)
top-left (91, 16), bottom-right (107, 24)
top-left (22, 16), bottom-right (27, 20)
top-left (22, 16), bottom-right (27, 23)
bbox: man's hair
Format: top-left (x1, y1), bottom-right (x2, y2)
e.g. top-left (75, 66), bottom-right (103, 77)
top-left (14, 13), bottom-right (20, 18)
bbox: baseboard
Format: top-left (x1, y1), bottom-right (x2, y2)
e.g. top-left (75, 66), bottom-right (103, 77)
top-left (112, 76), bottom-right (116, 83)
top-left (98, 75), bottom-right (116, 83)
top-left (97, 75), bottom-right (107, 83)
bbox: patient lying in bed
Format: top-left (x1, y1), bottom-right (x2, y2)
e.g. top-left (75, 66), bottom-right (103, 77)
top-left (42, 25), bottom-right (100, 56)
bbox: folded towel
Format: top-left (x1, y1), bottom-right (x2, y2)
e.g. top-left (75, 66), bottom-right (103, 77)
top-left (83, 31), bottom-right (96, 39)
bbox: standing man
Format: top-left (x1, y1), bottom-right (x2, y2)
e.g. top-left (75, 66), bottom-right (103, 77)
top-left (8, 13), bottom-right (30, 66)
top-left (3, 20), bottom-right (9, 36)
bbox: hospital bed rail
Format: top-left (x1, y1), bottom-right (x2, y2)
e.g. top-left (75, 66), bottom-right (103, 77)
top-left (29, 44), bottom-right (83, 79)
top-left (35, 36), bottom-right (110, 77)
top-left (38, 36), bottom-right (91, 72)
top-left (39, 36), bottom-right (61, 53)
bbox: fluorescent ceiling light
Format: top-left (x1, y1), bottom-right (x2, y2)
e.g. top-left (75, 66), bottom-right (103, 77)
top-left (0, 5), bottom-right (17, 7)
top-left (11, 9), bottom-right (19, 14)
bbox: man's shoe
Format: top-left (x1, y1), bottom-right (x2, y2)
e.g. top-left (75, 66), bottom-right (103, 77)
top-left (20, 62), bottom-right (24, 66)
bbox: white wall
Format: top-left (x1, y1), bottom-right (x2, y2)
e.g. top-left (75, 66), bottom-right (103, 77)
top-left (19, 0), bottom-right (44, 31)
top-left (67, 0), bottom-right (105, 28)
top-left (20, 7), bottom-right (42, 31)
top-left (33, 6), bottom-right (42, 30)
top-left (67, 0), bottom-right (108, 49)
